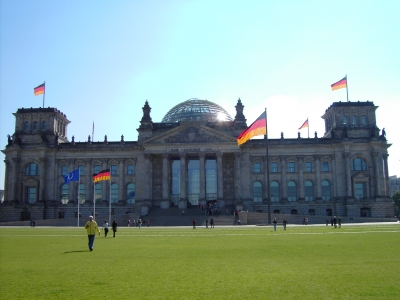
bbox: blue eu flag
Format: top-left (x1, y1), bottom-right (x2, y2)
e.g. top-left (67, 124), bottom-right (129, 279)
top-left (63, 169), bottom-right (80, 184)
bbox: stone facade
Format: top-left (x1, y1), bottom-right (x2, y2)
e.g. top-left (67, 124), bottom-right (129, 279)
top-left (0, 100), bottom-right (394, 222)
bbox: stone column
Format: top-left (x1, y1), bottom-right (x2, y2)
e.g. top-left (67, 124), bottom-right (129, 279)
top-left (343, 152), bottom-right (352, 197)
top-left (119, 159), bottom-right (125, 202)
top-left (315, 156), bottom-right (321, 199)
top-left (234, 152), bottom-right (241, 201)
top-left (11, 158), bottom-right (20, 202)
top-left (217, 152), bottom-right (223, 200)
top-left (179, 153), bottom-right (186, 201)
top-left (102, 159), bottom-right (109, 202)
top-left (298, 156), bottom-right (304, 199)
top-left (281, 156), bottom-right (287, 199)
top-left (383, 154), bottom-right (389, 197)
top-left (145, 154), bottom-right (152, 200)
top-left (162, 154), bottom-right (169, 200)
top-left (199, 152), bottom-right (205, 201)
top-left (263, 155), bottom-right (269, 202)
top-left (87, 160), bottom-right (93, 204)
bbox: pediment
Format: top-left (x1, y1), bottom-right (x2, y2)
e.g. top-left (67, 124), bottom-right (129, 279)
top-left (142, 123), bottom-right (236, 145)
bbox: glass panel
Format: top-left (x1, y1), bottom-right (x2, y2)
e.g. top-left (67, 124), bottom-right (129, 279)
top-left (95, 183), bottom-right (102, 204)
top-left (322, 162), bottom-right (329, 172)
top-left (270, 181), bottom-right (279, 202)
top-left (42, 121), bottom-right (47, 130)
top-left (288, 162), bottom-right (295, 173)
top-left (126, 183), bottom-right (135, 204)
top-left (127, 164), bottom-right (134, 175)
top-left (322, 180), bottom-right (331, 201)
top-left (304, 181), bottom-right (314, 201)
top-left (305, 162), bottom-right (312, 172)
top-left (61, 166), bottom-right (68, 176)
top-left (79, 184), bottom-right (86, 203)
top-left (288, 181), bottom-right (297, 201)
top-left (170, 160), bottom-right (180, 204)
top-left (111, 165), bottom-right (117, 175)
top-left (253, 181), bottom-right (262, 202)
top-left (111, 184), bottom-right (118, 203)
top-left (33, 122), bottom-right (38, 130)
top-left (79, 165), bottom-right (85, 176)
top-left (61, 184), bottom-right (69, 204)
top-left (253, 163), bottom-right (261, 173)
top-left (354, 182), bottom-right (365, 199)
top-left (205, 159), bottom-right (217, 200)
top-left (187, 159), bottom-right (200, 205)
top-left (27, 187), bottom-right (37, 204)
top-left (271, 163), bottom-right (278, 173)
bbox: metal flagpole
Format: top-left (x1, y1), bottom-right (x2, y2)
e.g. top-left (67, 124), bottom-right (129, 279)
top-left (265, 108), bottom-right (271, 224)
top-left (93, 180), bottom-right (96, 220)
top-left (346, 74), bottom-right (349, 102)
top-left (77, 168), bottom-right (80, 227)
top-left (109, 171), bottom-right (112, 225)
top-left (43, 81), bottom-right (45, 108)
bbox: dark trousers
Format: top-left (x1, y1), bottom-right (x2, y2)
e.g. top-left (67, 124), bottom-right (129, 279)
top-left (88, 235), bottom-right (95, 250)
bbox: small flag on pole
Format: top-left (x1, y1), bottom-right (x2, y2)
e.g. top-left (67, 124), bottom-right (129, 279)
top-left (34, 83), bottom-right (45, 96)
top-left (331, 77), bottom-right (347, 91)
top-left (237, 111), bottom-right (267, 145)
top-left (63, 169), bottom-right (80, 184)
top-left (93, 169), bottom-right (110, 182)
top-left (299, 119), bottom-right (309, 130)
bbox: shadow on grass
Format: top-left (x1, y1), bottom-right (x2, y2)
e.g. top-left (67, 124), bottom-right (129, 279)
top-left (63, 250), bottom-right (88, 254)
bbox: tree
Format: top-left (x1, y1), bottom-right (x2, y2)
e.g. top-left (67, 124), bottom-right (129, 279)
top-left (392, 191), bottom-right (400, 216)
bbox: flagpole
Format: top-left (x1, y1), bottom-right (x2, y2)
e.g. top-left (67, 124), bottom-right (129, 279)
top-left (307, 118), bottom-right (309, 138)
top-left (93, 180), bottom-right (96, 220)
top-left (265, 108), bottom-right (271, 225)
top-left (43, 81), bottom-right (45, 108)
top-left (346, 75), bottom-right (349, 102)
top-left (92, 122), bottom-right (94, 142)
top-left (109, 172), bottom-right (112, 225)
top-left (77, 168), bottom-right (80, 227)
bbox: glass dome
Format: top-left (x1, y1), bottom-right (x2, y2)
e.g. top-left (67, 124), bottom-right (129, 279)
top-left (162, 98), bottom-right (233, 123)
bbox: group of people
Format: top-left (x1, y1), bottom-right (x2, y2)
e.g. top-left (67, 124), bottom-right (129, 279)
top-left (192, 218), bottom-right (215, 229)
top-left (128, 219), bottom-right (150, 228)
top-left (272, 218), bottom-right (288, 231)
top-left (326, 216), bottom-right (342, 228)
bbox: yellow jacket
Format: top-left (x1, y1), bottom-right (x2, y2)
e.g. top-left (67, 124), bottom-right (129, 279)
top-left (84, 220), bottom-right (100, 235)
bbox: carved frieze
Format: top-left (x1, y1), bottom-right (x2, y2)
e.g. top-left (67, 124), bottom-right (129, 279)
top-left (165, 126), bottom-right (225, 143)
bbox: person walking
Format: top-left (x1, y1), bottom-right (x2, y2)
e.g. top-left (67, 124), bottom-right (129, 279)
top-left (103, 220), bottom-right (109, 238)
top-left (282, 218), bottom-right (288, 231)
top-left (205, 219), bottom-right (208, 228)
top-left (112, 219), bottom-right (117, 238)
top-left (192, 219), bottom-right (196, 229)
top-left (338, 216), bottom-right (342, 228)
top-left (84, 216), bottom-right (100, 251)
top-left (210, 218), bottom-right (214, 228)
top-left (273, 218), bottom-right (277, 231)
top-left (127, 220), bottom-right (131, 227)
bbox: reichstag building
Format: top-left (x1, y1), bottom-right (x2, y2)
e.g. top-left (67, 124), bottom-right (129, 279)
top-left (1, 98), bottom-right (394, 222)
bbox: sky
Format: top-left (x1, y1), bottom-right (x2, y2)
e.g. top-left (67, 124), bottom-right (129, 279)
top-left (1, 0), bottom-right (399, 190)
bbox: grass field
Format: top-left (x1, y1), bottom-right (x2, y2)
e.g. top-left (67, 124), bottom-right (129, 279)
top-left (0, 224), bottom-right (399, 300)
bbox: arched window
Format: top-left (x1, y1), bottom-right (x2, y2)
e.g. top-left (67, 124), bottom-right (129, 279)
top-left (26, 187), bottom-right (37, 204)
top-left (322, 180), bottom-right (331, 201)
top-left (287, 181), bottom-right (297, 201)
top-left (33, 122), bottom-right (38, 130)
top-left (352, 115), bottom-right (357, 124)
top-left (78, 184), bottom-right (86, 204)
top-left (351, 158), bottom-right (367, 171)
top-left (111, 183), bottom-right (119, 204)
top-left (25, 163), bottom-right (40, 176)
top-left (361, 116), bottom-right (366, 125)
top-left (343, 116), bottom-right (347, 125)
top-left (95, 183), bottom-right (102, 203)
top-left (270, 181), bottom-right (280, 202)
top-left (42, 121), bottom-right (47, 130)
top-left (24, 121), bottom-right (30, 130)
top-left (304, 180), bottom-right (314, 201)
top-left (61, 184), bottom-right (69, 204)
top-left (126, 183), bottom-right (135, 204)
top-left (253, 181), bottom-right (262, 202)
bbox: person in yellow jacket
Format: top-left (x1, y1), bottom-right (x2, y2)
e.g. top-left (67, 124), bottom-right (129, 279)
top-left (84, 216), bottom-right (100, 251)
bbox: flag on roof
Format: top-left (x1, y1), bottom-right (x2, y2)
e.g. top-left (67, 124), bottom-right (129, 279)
top-left (237, 111), bottom-right (266, 145)
top-left (299, 119), bottom-right (309, 130)
top-left (34, 83), bottom-right (45, 96)
top-left (331, 77), bottom-right (347, 91)
top-left (93, 169), bottom-right (110, 182)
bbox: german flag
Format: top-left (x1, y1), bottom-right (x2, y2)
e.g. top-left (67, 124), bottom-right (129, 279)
top-left (331, 77), bottom-right (347, 91)
top-left (237, 111), bottom-right (266, 145)
top-left (34, 83), bottom-right (45, 96)
top-left (298, 119), bottom-right (309, 130)
top-left (93, 169), bottom-right (110, 182)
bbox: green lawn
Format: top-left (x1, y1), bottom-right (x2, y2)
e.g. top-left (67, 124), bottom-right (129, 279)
top-left (0, 224), bottom-right (399, 299)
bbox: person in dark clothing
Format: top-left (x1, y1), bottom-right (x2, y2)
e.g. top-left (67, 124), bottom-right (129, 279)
top-left (282, 218), bottom-right (288, 231)
top-left (112, 219), bottom-right (117, 238)
top-left (210, 218), bottom-right (214, 228)
top-left (192, 219), bottom-right (196, 229)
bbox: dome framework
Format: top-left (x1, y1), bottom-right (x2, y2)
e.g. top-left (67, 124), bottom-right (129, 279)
top-left (161, 98), bottom-right (233, 123)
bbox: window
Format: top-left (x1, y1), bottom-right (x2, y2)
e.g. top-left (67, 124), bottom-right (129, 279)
top-left (322, 162), bottom-right (329, 172)
top-left (111, 165), bottom-right (117, 176)
top-left (94, 183), bottom-right (102, 203)
top-left (287, 181), bottom-right (297, 201)
top-left (270, 181), bottom-right (280, 202)
top-left (352, 115), bottom-right (357, 124)
top-left (127, 164), bottom-right (134, 175)
top-left (354, 182), bottom-right (366, 199)
top-left (361, 116), bottom-right (366, 125)
top-left (61, 184), bottom-right (69, 204)
top-left (24, 121), bottom-right (30, 130)
top-left (253, 163), bottom-right (261, 173)
top-left (253, 181), bottom-right (262, 202)
top-left (25, 163), bottom-right (40, 176)
top-left (33, 122), bottom-right (38, 130)
top-left (343, 116), bottom-right (348, 125)
top-left (288, 162), bottom-right (295, 173)
top-left (42, 121), bottom-right (47, 130)
top-left (61, 166), bottom-right (68, 176)
top-left (126, 183), bottom-right (135, 204)
top-left (111, 184), bottom-right (118, 204)
top-left (305, 181), bottom-right (314, 201)
top-left (271, 162), bottom-right (278, 173)
top-left (305, 162), bottom-right (312, 172)
top-left (78, 165), bottom-right (85, 176)
top-left (27, 187), bottom-right (37, 204)
top-left (322, 180), bottom-right (331, 201)
top-left (78, 184), bottom-right (86, 204)
top-left (94, 165), bottom-right (100, 175)
top-left (351, 158), bottom-right (367, 171)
